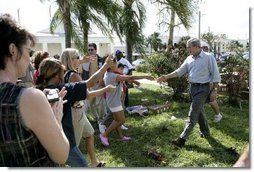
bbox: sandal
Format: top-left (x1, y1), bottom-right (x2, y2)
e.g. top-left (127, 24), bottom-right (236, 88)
top-left (96, 162), bottom-right (106, 167)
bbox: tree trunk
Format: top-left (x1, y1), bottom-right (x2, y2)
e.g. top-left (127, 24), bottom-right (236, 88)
top-left (169, 8), bottom-right (175, 45)
top-left (63, 19), bottom-right (71, 48)
top-left (82, 25), bottom-right (89, 54)
top-left (126, 37), bottom-right (133, 63)
top-left (58, 0), bottom-right (71, 48)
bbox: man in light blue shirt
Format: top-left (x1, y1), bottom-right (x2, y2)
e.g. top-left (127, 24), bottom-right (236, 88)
top-left (157, 38), bottom-right (221, 148)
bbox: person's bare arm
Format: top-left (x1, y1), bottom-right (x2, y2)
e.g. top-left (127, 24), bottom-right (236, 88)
top-left (129, 80), bottom-right (140, 87)
top-left (20, 88), bottom-right (69, 164)
top-left (157, 71), bottom-right (178, 83)
top-left (79, 54), bottom-right (96, 64)
top-left (86, 56), bottom-right (114, 88)
top-left (116, 75), bottom-right (154, 82)
top-left (233, 144), bottom-right (250, 167)
top-left (86, 85), bottom-right (116, 100)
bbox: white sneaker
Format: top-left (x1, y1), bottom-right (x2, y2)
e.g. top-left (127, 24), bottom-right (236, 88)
top-left (214, 114), bottom-right (223, 123)
top-left (99, 124), bottom-right (106, 134)
top-left (121, 125), bottom-right (128, 130)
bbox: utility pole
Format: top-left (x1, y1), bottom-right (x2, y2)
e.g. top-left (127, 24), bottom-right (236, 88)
top-left (17, 8), bottom-right (20, 24)
top-left (198, 11), bottom-right (201, 40)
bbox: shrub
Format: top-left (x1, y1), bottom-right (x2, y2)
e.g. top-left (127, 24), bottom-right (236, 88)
top-left (135, 63), bottom-right (149, 73)
top-left (222, 54), bottom-right (249, 106)
top-left (146, 52), bottom-right (188, 100)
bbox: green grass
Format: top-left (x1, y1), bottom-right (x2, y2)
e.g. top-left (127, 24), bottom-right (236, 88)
top-left (80, 82), bottom-right (249, 167)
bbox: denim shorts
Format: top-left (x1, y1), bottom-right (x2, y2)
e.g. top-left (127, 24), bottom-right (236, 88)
top-left (66, 146), bottom-right (88, 167)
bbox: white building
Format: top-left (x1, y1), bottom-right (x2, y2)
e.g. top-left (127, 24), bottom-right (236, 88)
top-left (33, 25), bottom-right (115, 57)
top-left (33, 26), bottom-right (148, 60)
top-left (33, 25), bottom-right (249, 59)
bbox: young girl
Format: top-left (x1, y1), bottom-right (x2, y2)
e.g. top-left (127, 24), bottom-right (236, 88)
top-left (99, 58), bottom-right (154, 146)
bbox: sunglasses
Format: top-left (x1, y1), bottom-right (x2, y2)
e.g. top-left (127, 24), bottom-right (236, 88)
top-left (88, 49), bottom-right (95, 52)
top-left (24, 47), bottom-right (35, 57)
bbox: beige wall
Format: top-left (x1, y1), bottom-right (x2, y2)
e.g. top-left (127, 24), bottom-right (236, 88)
top-left (33, 43), bottom-right (62, 57)
top-left (34, 43), bottom-right (43, 52)
top-left (47, 43), bottom-right (62, 56)
top-left (98, 43), bottom-right (111, 57)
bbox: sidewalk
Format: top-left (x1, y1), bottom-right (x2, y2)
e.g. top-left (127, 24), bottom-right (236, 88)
top-left (137, 79), bottom-right (160, 86)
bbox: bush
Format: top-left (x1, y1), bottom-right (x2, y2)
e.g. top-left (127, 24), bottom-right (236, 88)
top-left (146, 52), bottom-right (188, 100)
top-left (222, 54), bottom-right (249, 106)
top-left (145, 37), bottom-right (191, 100)
top-left (135, 63), bottom-right (149, 73)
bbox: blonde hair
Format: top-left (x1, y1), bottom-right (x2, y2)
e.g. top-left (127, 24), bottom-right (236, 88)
top-left (60, 48), bottom-right (79, 71)
top-left (36, 57), bottom-right (65, 90)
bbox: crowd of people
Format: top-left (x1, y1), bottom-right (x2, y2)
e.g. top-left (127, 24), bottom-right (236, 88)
top-left (0, 13), bottom-right (248, 167)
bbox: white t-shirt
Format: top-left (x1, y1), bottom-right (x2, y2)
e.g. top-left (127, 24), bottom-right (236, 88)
top-left (104, 71), bottom-right (123, 111)
top-left (118, 58), bottom-right (134, 75)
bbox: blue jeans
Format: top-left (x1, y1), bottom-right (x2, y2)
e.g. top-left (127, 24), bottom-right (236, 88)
top-left (180, 84), bottom-right (210, 140)
top-left (66, 146), bottom-right (88, 167)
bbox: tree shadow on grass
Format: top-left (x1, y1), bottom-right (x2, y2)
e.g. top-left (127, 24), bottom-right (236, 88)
top-left (131, 85), bottom-right (249, 143)
top-left (92, 116), bottom-right (179, 167)
top-left (85, 85), bottom-right (248, 167)
top-left (185, 136), bottom-right (239, 166)
top-left (88, 114), bottom-right (244, 167)
top-left (204, 104), bottom-right (249, 142)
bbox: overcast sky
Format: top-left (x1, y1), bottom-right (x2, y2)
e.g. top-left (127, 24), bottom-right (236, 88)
top-left (0, 0), bottom-right (251, 40)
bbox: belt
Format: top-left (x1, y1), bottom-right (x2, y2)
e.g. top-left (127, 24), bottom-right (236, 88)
top-left (190, 82), bottom-right (210, 86)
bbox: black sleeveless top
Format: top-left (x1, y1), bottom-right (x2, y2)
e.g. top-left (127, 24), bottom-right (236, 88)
top-left (0, 82), bottom-right (58, 167)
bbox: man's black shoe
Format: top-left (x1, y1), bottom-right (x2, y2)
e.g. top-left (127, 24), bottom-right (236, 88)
top-left (199, 132), bottom-right (210, 138)
top-left (172, 137), bottom-right (186, 148)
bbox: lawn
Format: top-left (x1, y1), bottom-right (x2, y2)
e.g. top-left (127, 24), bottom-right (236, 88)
top-left (80, 81), bottom-right (249, 168)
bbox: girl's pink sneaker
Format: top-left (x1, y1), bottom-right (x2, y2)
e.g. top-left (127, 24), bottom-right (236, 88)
top-left (99, 134), bottom-right (109, 146)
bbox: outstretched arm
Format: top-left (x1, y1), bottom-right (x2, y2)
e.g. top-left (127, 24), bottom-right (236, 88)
top-left (86, 56), bottom-right (114, 88)
top-left (86, 84), bottom-right (116, 100)
top-left (116, 75), bottom-right (154, 82)
top-left (157, 71), bottom-right (178, 83)
top-left (79, 54), bottom-right (96, 64)
top-left (129, 80), bottom-right (140, 87)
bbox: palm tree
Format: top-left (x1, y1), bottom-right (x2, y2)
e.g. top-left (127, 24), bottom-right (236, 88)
top-left (151, 0), bottom-right (198, 43)
top-left (72, 0), bottom-right (123, 53)
top-left (43, 0), bottom-right (122, 53)
top-left (117, 0), bottom-right (146, 63)
top-left (146, 35), bottom-right (153, 53)
top-left (147, 32), bottom-right (162, 52)
top-left (201, 32), bottom-right (218, 52)
top-left (44, 0), bottom-right (73, 48)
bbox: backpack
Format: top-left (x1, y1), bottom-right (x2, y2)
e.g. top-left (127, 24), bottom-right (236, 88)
top-left (64, 70), bottom-right (84, 108)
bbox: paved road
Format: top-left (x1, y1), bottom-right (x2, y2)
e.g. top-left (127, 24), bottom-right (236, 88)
top-left (137, 79), bottom-right (160, 86)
